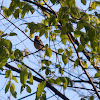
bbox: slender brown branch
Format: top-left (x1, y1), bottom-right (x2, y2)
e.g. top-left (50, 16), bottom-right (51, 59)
top-left (67, 33), bottom-right (100, 99)
top-left (24, 0), bottom-right (98, 72)
top-left (23, 0), bottom-right (56, 14)
top-left (0, 12), bottom-right (74, 64)
top-left (14, 59), bottom-right (46, 80)
top-left (5, 63), bottom-right (69, 100)
top-left (42, 0), bottom-right (57, 16)
top-left (68, 86), bottom-right (100, 92)
top-left (72, 80), bottom-right (99, 84)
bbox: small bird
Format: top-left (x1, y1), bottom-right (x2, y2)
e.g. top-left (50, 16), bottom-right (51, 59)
top-left (34, 36), bottom-right (45, 50)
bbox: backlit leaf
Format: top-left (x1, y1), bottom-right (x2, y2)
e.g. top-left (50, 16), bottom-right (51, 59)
top-left (36, 81), bottom-right (46, 100)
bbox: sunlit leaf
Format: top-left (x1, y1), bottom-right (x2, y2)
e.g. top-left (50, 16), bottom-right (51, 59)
top-left (45, 47), bottom-right (52, 58)
top-left (20, 69), bottom-right (28, 84)
top-left (62, 53), bottom-right (68, 65)
top-left (5, 81), bottom-right (11, 93)
top-left (36, 81), bottom-right (46, 100)
top-left (10, 83), bottom-right (15, 94)
top-left (12, 76), bottom-right (18, 83)
top-left (95, 71), bottom-right (100, 78)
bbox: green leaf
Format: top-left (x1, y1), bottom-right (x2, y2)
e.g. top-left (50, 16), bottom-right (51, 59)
top-left (74, 58), bottom-right (80, 67)
top-left (95, 71), bottom-right (100, 78)
top-left (20, 85), bottom-right (25, 93)
top-left (5, 81), bottom-right (11, 93)
top-left (36, 81), bottom-right (46, 100)
top-left (26, 81), bottom-right (33, 85)
top-left (59, 77), bottom-right (68, 89)
top-left (26, 85), bottom-right (31, 93)
top-left (74, 30), bottom-right (81, 37)
top-left (40, 91), bottom-right (46, 100)
top-left (85, 25), bottom-right (95, 41)
top-left (1, 33), bottom-right (8, 37)
top-left (50, 0), bottom-right (57, 4)
top-left (59, 67), bottom-right (63, 74)
top-left (12, 76), bottom-right (18, 83)
top-left (0, 30), bottom-right (4, 35)
top-left (5, 70), bottom-right (12, 78)
top-left (55, 77), bottom-right (62, 85)
top-left (60, 34), bottom-right (67, 45)
top-left (62, 53), bottom-right (68, 65)
top-left (61, 0), bottom-right (75, 7)
top-left (18, 64), bottom-right (21, 68)
top-left (13, 9), bottom-right (20, 19)
top-left (70, 6), bottom-right (80, 18)
top-left (45, 47), bottom-right (52, 58)
top-left (14, 49), bottom-right (23, 58)
top-left (54, 30), bottom-right (61, 33)
top-left (89, 96), bottom-right (94, 100)
top-left (10, 83), bottom-right (15, 94)
top-left (82, 61), bottom-right (88, 68)
top-left (90, 96), bottom-right (94, 100)
top-left (41, 60), bottom-right (51, 66)
top-left (9, 33), bottom-right (17, 36)
top-left (45, 67), bottom-right (51, 75)
top-left (20, 69), bottom-right (28, 84)
top-left (28, 70), bottom-right (33, 84)
top-left (55, 64), bottom-right (61, 68)
top-left (81, 0), bottom-right (86, 5)
top-left (77, 45), bottom-right (85, 52)
top-left (12, 91), bottom-right (17, 98)
top-left (80, 32), bottom-right (89, 45)
top-left (65, 49), bottom-right (72, 57)
top-left (58, 48), bottom-right (64, 53)
top-left (48, 78), bottom-right (56, 84)
top-left (89, 1), bottom-right (98, 11)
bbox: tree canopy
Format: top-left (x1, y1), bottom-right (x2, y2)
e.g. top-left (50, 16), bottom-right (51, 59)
top-left (0, 0), bottom-right (100, 100)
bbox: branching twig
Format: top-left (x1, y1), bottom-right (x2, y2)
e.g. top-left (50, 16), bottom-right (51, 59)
top-left (67, 33), bottom-right (100, 99)
top-left (5, 63), bottom-right (69, 100)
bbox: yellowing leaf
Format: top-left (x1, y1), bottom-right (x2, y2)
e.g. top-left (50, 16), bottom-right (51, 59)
top-left (20, 69), bottom-right (28, 84)
top-left (45, 47), bottom-right (52, 58)
top-left (12, 76), bottom-right (18, 83)
top-left (36, 81), bottom-right (46, 100)
top-left (28, 70), bottom-right (33, 84)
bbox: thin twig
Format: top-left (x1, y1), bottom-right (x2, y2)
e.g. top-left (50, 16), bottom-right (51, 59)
top-left (67, 33), bottom-right (100, 99)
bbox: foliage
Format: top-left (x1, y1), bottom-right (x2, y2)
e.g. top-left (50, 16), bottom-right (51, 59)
top-left (0, 0), bottom-right (100, 100)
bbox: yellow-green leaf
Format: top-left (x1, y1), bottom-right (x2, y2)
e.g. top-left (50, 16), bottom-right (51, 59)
top-left (81, 0), bottom-right (86, 5)
top-left (62, 53), bottom-right (68, 65)
top-left (10, 83), bottom-right (15, 94)
top-left (26, 85), bottom-right (31, 93)
top-left (95, 71), bottom-right (100, 78)
top-left (28, 70), bottom-right (33, 84)
top-left (36, 81), bottom-right (46, 100)
top-left (45, 47), bottom-right (52, 58)
top-left (20, 69), bottom-right (28, 84)
top-left (12, 76), bottom-right (18, 83)
top-left (5, 81), bottom-right (11, 93)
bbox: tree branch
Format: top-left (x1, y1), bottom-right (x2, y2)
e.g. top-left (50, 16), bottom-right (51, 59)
top-left (5, 63), bottom-right (69, 100)
top-left (67, 33), bottom-right (100, 99)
